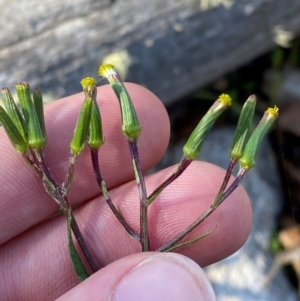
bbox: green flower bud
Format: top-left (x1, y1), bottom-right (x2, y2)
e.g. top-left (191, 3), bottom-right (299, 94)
top-left (15, 83), bottom-right (46, 149)
top-left (70, 77), bottom-right (96, 154)
top-left (1, 87), bottom-right (27, 142)
top-left (32, 89), bottom-right (46, 139)
top-left (0, 106), bottom-right (28, 153)
top-left (88, 99), bottom-right (104, 150)
top-left (240, 106), bottom-right (279, 170)
top-left (81, 77), bottom-right (97, 99)
top-left (99, 64), bottom-right (141, 141)
top-left (230, 95), bottom-right (256, 159)
top-left (183, 94), bottom-right (232, 160)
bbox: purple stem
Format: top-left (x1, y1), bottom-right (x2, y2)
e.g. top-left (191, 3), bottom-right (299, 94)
top-left (90, 149), bottom-right (140, 241)
top-left (212, 158), bottom-right (237, 208)
top-left (128, 140), bottom-right (149, 251)
top-left (218, 168), bottom-right (248, 205)
top-left (146, 157), bottom-right (192, 205)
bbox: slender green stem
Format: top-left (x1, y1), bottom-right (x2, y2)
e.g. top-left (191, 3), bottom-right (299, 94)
top-left (157, 206), bottom-right (214, 252)
top-left (128, 140), bottom-right (149, 251)
top-left (163, 227), bottom-right (216, 252)
top-left (90, 149), bottom-right (140, 241)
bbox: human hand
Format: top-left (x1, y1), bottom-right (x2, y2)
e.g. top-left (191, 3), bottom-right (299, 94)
top-left (0, 84), bottom-right (252, 300)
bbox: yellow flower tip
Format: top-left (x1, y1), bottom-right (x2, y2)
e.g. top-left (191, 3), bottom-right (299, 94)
top-left (15, 82), bottom-right (30, 90)
top-left (267, 105), bottom-right (279, 118)
top-left (218, 93), bottom-right (232, 106)
top-left (98, 64), bottom-right (116, 77)
top-left (80, 77), bottom-right (96, 87)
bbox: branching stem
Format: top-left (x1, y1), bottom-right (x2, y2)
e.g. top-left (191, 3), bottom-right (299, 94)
top-left (156, 168), bottom-right (248, 252)
top-left (24, 150), bottom-right (99, 273)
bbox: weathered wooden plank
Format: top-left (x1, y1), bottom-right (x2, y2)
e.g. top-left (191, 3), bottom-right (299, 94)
top-left (1, 0), bottom-right (300, 105)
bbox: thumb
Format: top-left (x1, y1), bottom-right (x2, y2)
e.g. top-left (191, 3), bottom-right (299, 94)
top-left (57, 252), bottom-right (216, 301)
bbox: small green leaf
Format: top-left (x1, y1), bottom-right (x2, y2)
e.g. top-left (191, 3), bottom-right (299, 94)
top-left (163, 227), bottom-right (216, 252)
top-left (67, 209), bottom-right (89, 281)
top-left (183, 94), bottom-right (232, 160)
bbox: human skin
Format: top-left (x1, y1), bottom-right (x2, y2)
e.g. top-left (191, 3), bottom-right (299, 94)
top-left (0, 83), bottom-right (252, 300)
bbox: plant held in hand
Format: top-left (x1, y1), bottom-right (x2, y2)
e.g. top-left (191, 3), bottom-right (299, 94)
top-left (0, 64), bottom-right (279, 280)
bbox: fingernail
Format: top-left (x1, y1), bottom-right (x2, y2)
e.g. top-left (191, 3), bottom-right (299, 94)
top-left (112, 253), bottom-right (215, 301)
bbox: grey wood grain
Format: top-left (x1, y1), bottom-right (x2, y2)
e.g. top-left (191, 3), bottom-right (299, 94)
top-left (1, 0), bottom-right (300, 105)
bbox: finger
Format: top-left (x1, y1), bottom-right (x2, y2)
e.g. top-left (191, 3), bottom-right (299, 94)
top-left (57, 252), bottom-right (216, 301)
top-left (0, 83), bottom-right (170, 244)
top-left (0, 162), bottom-right (251, 300)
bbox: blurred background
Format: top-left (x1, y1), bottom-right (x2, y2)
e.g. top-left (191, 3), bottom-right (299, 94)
top-left (1, 0), bottom-right (300, 300)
